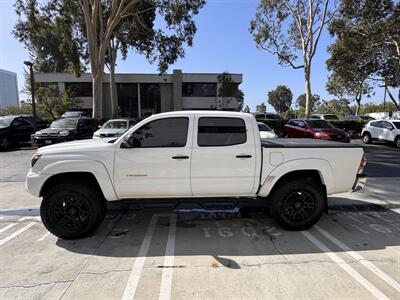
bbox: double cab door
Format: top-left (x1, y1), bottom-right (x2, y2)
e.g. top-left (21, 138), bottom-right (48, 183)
top-left (113, 114), bottom-right (257, 199)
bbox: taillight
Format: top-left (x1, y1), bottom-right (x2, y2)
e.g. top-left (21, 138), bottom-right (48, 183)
top-left (358, 156), bottom-right (366, 174)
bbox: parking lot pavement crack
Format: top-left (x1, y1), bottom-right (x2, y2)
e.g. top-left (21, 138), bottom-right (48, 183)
top-left (0, 280), bottom-right (73, 290)
top-left (80, 269), bottom-right (132, 276)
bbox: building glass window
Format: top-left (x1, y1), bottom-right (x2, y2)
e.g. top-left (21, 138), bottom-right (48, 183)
top-left (140, 83), bottom-right (161, 116)
top-left (65, 82), bottom-right (92, 97)
top-left (197, 117), bottom-right (247, 147)
top-left (118, 83), bottom-right (138, 118)
top-left (182, 83), bottom-right (217, 97)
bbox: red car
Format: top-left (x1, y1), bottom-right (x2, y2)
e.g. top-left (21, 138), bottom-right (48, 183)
top-left (283, 119), bottom-right (350, 143)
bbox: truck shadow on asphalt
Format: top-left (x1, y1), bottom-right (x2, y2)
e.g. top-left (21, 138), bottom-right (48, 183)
top-left (54, 202), bottom-right (400, 268)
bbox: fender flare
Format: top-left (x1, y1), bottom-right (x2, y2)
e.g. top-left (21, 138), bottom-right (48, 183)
top-left (258, 158), bottom-right (335, 197)
top-left (40, 160), bottom-right (117, 200)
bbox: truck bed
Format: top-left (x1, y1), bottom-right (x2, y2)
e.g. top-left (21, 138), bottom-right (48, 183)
top-left (261, 138), bottom-right (363, 148)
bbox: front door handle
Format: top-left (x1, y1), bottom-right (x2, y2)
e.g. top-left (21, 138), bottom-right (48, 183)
top-left (236, 154), bottom-right (252, 158)
top-left (172, 155), bottom-right (189, 159)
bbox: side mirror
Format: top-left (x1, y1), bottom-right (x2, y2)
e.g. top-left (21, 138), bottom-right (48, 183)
top-left (120, 134), bottom-right (141, 148)
top-left (98, 125), bottom-right (101, 129)
top-left (120, 135), bottom-right (133, 148)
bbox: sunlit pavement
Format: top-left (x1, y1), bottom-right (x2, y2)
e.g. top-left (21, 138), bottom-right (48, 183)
top-left (0, 143), bottom-right (399, 299)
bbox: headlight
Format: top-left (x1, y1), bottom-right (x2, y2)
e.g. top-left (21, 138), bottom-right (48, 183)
top-left (31, 154), bottom-right (42, 167)
top-left (58, 129), bottom-right (70, 137)
top-left (35, 131), bottom-right (43, 136)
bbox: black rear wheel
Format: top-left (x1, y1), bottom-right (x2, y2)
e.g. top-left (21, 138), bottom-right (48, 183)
top-left (270, 179), bottom-right (325, 231)
top-left (41, 183), bottom-right (106, 239)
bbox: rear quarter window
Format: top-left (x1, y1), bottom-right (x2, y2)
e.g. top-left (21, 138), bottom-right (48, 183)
top-left (198, 117), bottom-right (246, 147)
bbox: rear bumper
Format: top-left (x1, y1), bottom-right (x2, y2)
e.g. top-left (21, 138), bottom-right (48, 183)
top-left (352, 174), bottom-right (367, 192)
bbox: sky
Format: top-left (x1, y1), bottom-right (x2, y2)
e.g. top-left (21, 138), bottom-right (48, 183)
top-left (0, 0), bottom-right (387, 112)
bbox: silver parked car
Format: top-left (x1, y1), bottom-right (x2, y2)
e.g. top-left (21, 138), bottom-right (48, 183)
top-left (93, 118), bottom-right (137, 139)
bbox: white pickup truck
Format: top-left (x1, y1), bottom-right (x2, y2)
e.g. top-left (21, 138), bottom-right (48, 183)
top-left (26, 111), bottom-right (367, 239)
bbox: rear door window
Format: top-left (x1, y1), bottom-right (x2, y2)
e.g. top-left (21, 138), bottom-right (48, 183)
top-left (198, 117), bottom-right (246, 147)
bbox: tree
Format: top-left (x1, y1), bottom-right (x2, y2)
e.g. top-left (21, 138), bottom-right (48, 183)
top-left (328, 0), bottom-right (399, 110)
top-left (13, 0), bottom-right (85, 74)
top-left (256, 102), bottom-right (267, 113)
top-left (70, 0), bottom-right (205, 118)
top-left (267, 85), bottom-right (292, 114)
top-left (315, 98), bottom-right (352, 117)
top-left (296, 93), bottom-right (321, 111)
top-left (250, 0), bottom-right (337, 117)
top-left (35, 84), bottom-right (74, 121)
top-left (217, 72), bottom-right (244, 111)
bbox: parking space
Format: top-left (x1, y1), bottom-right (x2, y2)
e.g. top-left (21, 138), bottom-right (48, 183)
top-left (0, 210), bottom-right (399, 299)
top-left (0, 140), bottom-right (399, 299)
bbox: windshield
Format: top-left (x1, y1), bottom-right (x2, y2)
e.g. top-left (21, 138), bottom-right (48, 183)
top-left (258, 123), bottom-right (273, 131)
top-left (50, 118), bottom-right (77, 129)
top-left (307, 120), bottom-right (335, 129)
top-left (102, 120), bottom-right (128, 129)
top-left (0, 116), bottom-right (15, 127)
top-left (393, 122), bottom-right (400, 129)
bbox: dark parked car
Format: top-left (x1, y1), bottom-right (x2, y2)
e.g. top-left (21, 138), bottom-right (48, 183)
top-left (33, 117), bottom-right (97, 147)
top-left (283, 119), bottom-right (350, 143)
top-left (0, 115), bottom-right (47, 150)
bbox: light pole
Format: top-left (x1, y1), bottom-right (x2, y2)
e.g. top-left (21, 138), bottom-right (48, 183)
top-left (24, 61), bottom-right (37, 132)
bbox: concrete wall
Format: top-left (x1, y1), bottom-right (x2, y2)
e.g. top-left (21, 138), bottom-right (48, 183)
top-left (0, 69), bottom-right (19, 110)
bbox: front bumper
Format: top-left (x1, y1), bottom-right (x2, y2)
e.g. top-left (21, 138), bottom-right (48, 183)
top-left (25, 170), bottom-right (51, 197)
top-left (352, 174), bottom-right (367, 192)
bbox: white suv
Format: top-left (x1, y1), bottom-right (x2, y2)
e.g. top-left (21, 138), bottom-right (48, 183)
top-left (361, 120), bottom-right (400, 148)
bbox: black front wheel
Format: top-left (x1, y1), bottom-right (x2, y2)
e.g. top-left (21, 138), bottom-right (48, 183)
top-left (41, 183), bottom-right (106, 239)
top-left (270, 179), bottom-right (325, 231)
top-left (0, 137), bottom-right (11, 150)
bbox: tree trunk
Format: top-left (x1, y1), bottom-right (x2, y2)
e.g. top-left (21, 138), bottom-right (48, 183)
top-left (355, 94), bottom-right (361, 115)
top-left (109, 46), bottom-right (118, 118)
top-left (92, 72), bottom-right (103, 119)
top-left (304, 64), bottom-right (312, 118)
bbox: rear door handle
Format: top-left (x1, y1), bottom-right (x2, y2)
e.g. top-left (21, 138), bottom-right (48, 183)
top-left (236, 154), bottom-right (252, 158)
top-left (172, 155), bottom-right (189, 159)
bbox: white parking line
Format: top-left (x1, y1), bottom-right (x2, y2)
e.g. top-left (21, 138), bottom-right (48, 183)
top-left (302, 230), bottom-right (390, 300)
top-left (37, 231), bottom-right (51, 242)
top-left (0, 223), bottom-right (17, 234)
top-left (0, 222), bottom-right (36, 247)
top-left (159, 215), bottom-right (177, 300)
top-left (315, 225), bottom-right (400, 294)
top-left (121, 215), bottom-right (158, 300)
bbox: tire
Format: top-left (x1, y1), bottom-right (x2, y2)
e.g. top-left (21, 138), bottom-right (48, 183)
top-left (0, 136), bottom-right (11, 150)
top-left (362, 132), bottom-right (372, 144)
top-left (395, 136), bottom-right (400, 149)
top-left (270, 179), bottom-right (325, 231)
top-left (41, 183), bottom-right (106, 239)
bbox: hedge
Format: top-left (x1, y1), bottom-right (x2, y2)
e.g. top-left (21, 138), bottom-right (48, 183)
top-left (256, 118), bottom-right (368, 138)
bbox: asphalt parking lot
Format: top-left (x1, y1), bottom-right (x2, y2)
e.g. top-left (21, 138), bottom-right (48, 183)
top-left (0, 141), bottom-right (399, 299)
